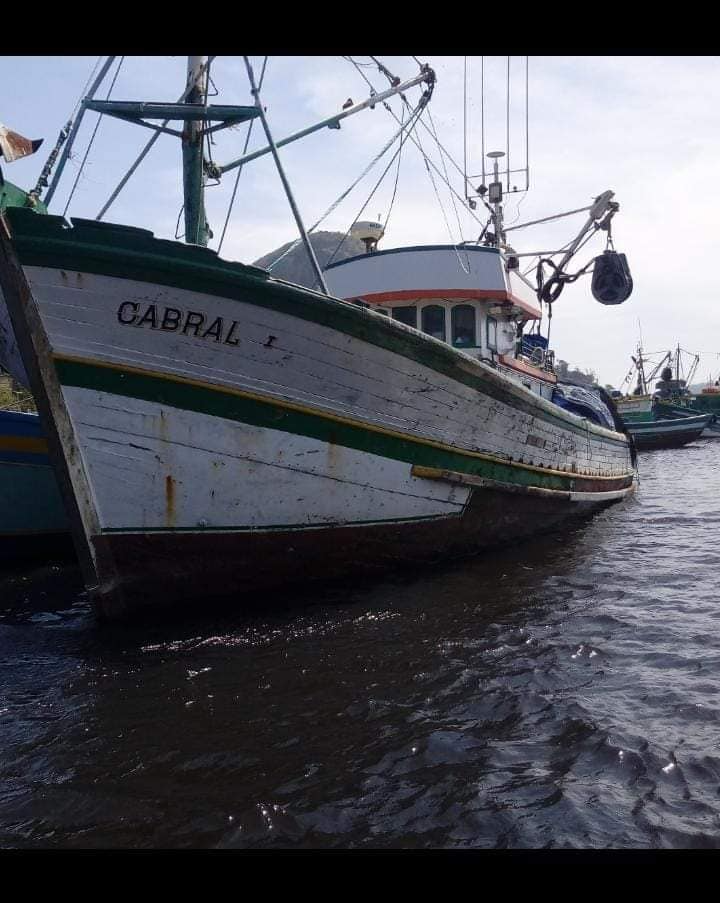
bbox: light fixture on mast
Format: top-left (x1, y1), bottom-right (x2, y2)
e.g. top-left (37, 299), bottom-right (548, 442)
top-left (486, 150), bottom-right (505, 247)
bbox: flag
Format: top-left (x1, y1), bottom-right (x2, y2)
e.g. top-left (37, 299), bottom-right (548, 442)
top-left (0, 123), bottom-right (43, 163)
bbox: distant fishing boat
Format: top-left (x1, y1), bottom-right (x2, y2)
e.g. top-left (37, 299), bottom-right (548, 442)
top-left (618, 404), bottom-right (711, 449)
top-left (650, 347), bottom-right (720, 438)
top-left (614, 346), bottom-right (713, 448)
top-left (0, 56), bottom-right (636, 619)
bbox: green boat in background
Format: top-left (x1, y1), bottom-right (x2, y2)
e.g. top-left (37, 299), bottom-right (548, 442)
top-left (614, 345), bottom-right (716, 448)
top-left (651, 352), bottom-right (720, 437)
top-left (615, 396), bottom-right (712, 449)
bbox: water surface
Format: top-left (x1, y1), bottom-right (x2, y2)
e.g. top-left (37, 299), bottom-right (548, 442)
top-left (2, 443), bottom-right (720, 848)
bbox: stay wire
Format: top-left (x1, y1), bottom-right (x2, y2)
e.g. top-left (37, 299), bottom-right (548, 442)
top-left (344, 58), bottom-right (486, 230)
top-left (266, 97), bottom-right (425, 272)
top-left (217, 55), bottom-right (268, 255)
top-left (62, 56), bottom-right (125, 218)
top-left (71, 56), bottom-right (104, 119)
top-left (325, 100), bottom-right (428, 268)
top-left (383, 104), bottom-right (406, 232)
top-left (426, 105), bottom-right (469, 266)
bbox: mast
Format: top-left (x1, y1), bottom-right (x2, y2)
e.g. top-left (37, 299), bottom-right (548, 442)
top-left (182, 56), bottom-right (209, 246)
top-left (486, 150), bottom-right (505, 247)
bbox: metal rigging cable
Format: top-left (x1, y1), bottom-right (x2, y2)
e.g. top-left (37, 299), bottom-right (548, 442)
top-left (383, 105), bottom-right (406, 233)
top-left (426, 106), bottom-right (468, 254)
top-left (365, 57), bottom-right (470, 267)
top-left (62, 56), bottom-right (125, 217)
top-left (265, 95), bottom-right (427, 273)
top-left (217, 56), bottom-right (268, 255)
top-left (322, 98), bottom-right (431, 269)
top-left (344, 57), bottom-right (487, 231)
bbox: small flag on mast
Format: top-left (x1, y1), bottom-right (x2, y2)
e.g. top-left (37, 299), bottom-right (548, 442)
top-left (0, 123), bottom-right (43, 163)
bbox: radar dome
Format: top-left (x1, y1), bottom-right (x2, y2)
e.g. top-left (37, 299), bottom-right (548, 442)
top-left (350, 220), bottom-right (385, 253)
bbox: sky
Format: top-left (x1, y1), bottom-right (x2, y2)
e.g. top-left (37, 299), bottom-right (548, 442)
top-left (1, 54), bottom-right (719, 388)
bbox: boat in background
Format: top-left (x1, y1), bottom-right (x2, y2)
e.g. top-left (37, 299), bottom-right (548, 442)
top-left (0, 406), bottom-right (70, 558)
top-left (616, 397), bottom-right (711, 449)
top-left (614, 347), bottom-right (714, 448)
top-left (651, 349), bottom-right (720, 438)
top-left (0, 143), bottom-right (72, 560)
top-left (0, 56), bottom-right (636, 619)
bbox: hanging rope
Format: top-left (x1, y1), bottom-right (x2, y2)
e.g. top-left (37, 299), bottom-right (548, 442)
top-left (269, 94), bottom-right (427, 272)
top-left (383, 105), bottom-right (406, 233)
top-left (217, 56), bottom-right (269, 254)
top-left (425, 106), bottom-right (470, 270)
top-left (344, 57), bottom-right (487, 230)
top-left (62, 56), bottom-right (125, 217)
top-left (325, 101), bottom-right (430, 268)
top-left (535, 228), bottom-right (599, 304)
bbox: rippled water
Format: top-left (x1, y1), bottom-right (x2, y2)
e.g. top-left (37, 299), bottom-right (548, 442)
top-left (2, 442), bottom-right (720, 849)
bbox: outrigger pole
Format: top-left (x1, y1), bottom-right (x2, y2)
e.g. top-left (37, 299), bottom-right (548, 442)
top-left (219, 67), bottom-right (435, 176)
top-left (43, 56), bottom-right (118, 207)
top-left (243, 56), bottom-right (329, 296)
top-left (70, 56), bottom-right (435, 258)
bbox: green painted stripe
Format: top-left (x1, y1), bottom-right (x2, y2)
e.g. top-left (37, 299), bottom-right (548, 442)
top-left (55, 357), bottom-right (631, 494)
top-left (4, 207), bottom-right (630, 447)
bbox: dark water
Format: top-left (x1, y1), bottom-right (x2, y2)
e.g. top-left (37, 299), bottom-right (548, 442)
top-left (2, 442), bottom-right (720, 850)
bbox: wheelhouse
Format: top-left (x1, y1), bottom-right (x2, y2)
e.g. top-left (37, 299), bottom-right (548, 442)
top-left (324, 243), bottom-right (556, 399)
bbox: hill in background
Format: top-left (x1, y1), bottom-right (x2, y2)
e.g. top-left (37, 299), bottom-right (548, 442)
top-left (253, 231), bottom-right (365, 289)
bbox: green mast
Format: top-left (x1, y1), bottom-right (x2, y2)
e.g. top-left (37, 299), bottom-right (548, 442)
top-left (182, 56), bottom-right (210, 246)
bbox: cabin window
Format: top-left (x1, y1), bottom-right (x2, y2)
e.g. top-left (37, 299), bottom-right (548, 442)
top-left (486, 315), bottom-right (498, 351)
top-left (392, 306), bottom-right (417, 329)
top-left (421, 305), bottom-right (446, 341)
top-left (452, 305), bottom-right (476, 347)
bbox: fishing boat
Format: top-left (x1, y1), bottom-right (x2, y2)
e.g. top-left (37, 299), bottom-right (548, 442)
top-left (651, 348), bottom-right (720, 438)
top-left (0, 133), bottom-right (72, 557)
top-left (617, 402), bottom-right (711, 449)
top-left (0, 56), bottom-right (637, 619)
top-left (614, 347), bottom-right (713, 447)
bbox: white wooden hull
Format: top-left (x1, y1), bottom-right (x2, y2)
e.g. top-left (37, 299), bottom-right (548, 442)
top-left (0, 212), bottom-right (635, 617)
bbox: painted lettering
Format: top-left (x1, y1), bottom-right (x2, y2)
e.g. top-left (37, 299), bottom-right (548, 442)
top-left (136, 304), bottom-right (159, 329)
top-left (182, 310), bottom-right (206, 336)
top-left (161, 307), bottom-right (182, 331)
top-left (117, 302), bottom-right (241, 349)
top-left (117, 301), bottom-right (140, 325)
top-left (223, 320), bottom-right (240, 346)
top-left (202, 316), bottom-right (224, 342)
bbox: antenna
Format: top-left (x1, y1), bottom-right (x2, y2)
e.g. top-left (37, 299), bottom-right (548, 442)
top-left (487, 150), bottom-right (505, 247)
top-left (467, 56), bottom-right (530, 203)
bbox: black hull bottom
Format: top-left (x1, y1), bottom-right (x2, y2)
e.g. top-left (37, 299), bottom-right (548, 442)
top-left (89, 488), bottom-right (627, 621)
